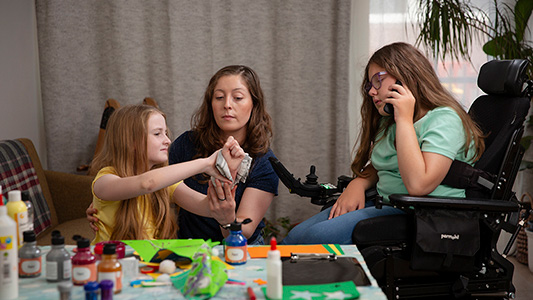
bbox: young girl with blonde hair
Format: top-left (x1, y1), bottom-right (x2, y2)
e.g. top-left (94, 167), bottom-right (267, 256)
top-left (90, 104), bottom-right (244, 243)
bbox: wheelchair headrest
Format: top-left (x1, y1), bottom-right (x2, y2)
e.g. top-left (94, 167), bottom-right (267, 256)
top-left (477, 59), bottom-right (530, 97)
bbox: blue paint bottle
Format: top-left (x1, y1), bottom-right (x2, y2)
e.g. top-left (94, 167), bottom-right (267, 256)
top-left (224, 218), bottom-right (251, 265)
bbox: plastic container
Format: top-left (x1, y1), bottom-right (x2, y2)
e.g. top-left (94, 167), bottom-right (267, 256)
top-left (526, 228), bottom-right (533, 273)
top-left (72, 237), bottom-right (97, 285)
top-left (6, 190), bottom-right (30, 246)
top-left (46, 233), bottom-right (72, 282)
top-left (84, 281), bottom-right (99, 300)
top-left (58, 281), bottom-right (73, 300)
top-left (266, 237), bottom-right (283, 299)
top-left (18, 230), bottom-right (42, 277)
top-left (100, 279), bottom-right (114, 300)
top-left (224, 220), bottom-right (248, 265)
top-left (0, 186), bottom-right (19, 299)
top-left (97, 243), bottom-right (122, 293)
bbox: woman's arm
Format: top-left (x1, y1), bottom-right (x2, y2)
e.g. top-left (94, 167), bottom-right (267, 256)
top-left (329, 164), bottom-right (378, 219)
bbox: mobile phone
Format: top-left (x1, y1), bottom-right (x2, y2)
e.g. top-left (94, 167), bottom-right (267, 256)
top-left (384, 80), bottom-right (402, 115)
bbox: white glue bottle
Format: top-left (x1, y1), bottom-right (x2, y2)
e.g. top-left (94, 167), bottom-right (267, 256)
top-left (0, 185), bottom-right (19, 299)
top-left (266, 236), bottom-right (283, 299)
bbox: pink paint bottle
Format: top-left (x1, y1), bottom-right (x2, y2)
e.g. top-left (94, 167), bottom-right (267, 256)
top-left (71, 237), bottom-right (96, 285)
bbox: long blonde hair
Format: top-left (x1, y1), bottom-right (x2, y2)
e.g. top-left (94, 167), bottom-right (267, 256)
top-left (90, 105), bottom-right (178, 240)
top-left (352, 42), bottom-right (485, 177)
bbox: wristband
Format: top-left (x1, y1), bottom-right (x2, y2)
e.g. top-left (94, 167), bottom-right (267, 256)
top-left (219, 222), bottom-right (231, 230)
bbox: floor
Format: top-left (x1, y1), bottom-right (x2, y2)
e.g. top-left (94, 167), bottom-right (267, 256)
top-left (508, 256), bottom-right (533, 300)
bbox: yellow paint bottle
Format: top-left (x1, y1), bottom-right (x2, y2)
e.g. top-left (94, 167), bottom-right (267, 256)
top-left (6, 190), bottom-right (29, 247)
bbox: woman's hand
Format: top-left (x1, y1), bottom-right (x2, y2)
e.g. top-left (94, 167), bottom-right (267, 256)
top-left (86, 203), bottom-right (99, 232)
top-left (328, 184), bottom-right (366, 219)
top-left (207, 179), bottom-right (237, 225)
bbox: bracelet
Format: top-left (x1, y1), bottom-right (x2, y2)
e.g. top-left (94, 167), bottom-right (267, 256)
top-left (219, 223), bottom-right (231, 230)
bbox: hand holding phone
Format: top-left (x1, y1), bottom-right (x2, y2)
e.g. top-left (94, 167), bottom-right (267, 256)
top-left (384, 80), bottom-right (402, 115)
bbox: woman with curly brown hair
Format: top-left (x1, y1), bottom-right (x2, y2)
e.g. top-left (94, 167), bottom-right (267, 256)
top-left (169, 65), bottom-right (278, 245)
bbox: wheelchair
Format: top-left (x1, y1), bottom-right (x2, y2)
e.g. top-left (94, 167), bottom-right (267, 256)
top-left (270, 59), bottom-right (533, 299)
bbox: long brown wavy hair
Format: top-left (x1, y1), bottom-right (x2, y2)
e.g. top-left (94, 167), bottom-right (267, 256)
top-left (352, 42), bottom-right (485, 177)
top-left (191, 65), bottom-right (273, 159)
top-left (90, 105), bottom-right (178, 240)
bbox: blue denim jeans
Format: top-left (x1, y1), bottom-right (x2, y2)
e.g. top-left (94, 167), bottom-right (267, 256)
top-left (280, 200), bottom-right (404, 245)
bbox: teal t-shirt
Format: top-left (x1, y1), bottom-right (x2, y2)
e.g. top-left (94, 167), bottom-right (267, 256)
top-left (371, 106), bottom-right (476, 202)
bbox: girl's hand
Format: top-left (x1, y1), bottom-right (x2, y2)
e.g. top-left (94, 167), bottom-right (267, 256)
top-left (386, 82), bottom-right (416, 123)
top-left (221, 136), bottom-right (245, 179)
top-left (328, 185), bottom-right (366, 219)
top-left (86, 203), bottom-right (99, 232)
top-left (207, 179), bottom-right (237, 225)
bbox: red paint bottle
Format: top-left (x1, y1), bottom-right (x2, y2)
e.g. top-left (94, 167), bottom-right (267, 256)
top-left (71, 237), bottom-right (97, 285)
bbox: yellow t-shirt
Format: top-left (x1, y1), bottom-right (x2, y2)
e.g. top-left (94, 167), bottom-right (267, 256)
top-left (91, 166), bottom-right (180, 244)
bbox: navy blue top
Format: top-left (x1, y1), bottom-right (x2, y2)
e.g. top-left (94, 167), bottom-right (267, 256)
top-left (168, 131), bottom-right (279, 244)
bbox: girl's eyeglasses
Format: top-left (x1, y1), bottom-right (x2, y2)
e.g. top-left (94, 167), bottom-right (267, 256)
top-left (364, 71), bottom-right (388, 93)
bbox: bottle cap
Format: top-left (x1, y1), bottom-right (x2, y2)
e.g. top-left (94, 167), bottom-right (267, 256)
top-left (270, 236), bottom-right (277, 250)
top-left (51, 234), bottom-right (65, 245)
top-left (21, 190), bottom-right (30, 201)
top-left (58, 281), bottom-right (73, 292)
top-left (77, 237), bottom-right (91, 249)
top-left (8, 190), bottom-right (21, 202)
top-left (229, 218), bottom-right (252, 231)
top-left (84, 281), bottom-right (100, 292)
top-left (23, 230), bottom-right (36, 242)
top-left (99, 279), bottom-right (114, 290)
top-left (103, 243), bottom-right (117, 254)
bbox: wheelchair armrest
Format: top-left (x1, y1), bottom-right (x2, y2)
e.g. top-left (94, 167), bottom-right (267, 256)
top-left (389, 194), bottom-right (519, 213)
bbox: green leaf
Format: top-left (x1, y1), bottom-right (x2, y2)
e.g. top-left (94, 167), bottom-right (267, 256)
top-left (515, 0), bottom-right (533, 41)
top-left (521, 135), bottom-right (533, 151)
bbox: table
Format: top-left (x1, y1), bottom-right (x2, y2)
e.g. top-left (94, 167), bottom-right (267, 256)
top-left (18, 245), bottom-right (386, 299)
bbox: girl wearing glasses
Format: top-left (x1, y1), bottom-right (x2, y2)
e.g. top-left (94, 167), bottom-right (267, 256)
top-left (281, 42), bottom-right (484, 244)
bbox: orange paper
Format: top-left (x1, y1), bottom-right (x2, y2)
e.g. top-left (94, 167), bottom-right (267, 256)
top-left (247, 244), bottom-right (330, 258)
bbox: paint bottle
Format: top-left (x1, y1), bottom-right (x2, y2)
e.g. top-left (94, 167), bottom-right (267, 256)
top-left (46, 232), bottom-right (72, 282)
top-left (72, 237), bottom-right (97, 285)
top-left (58, 281), bottom-right (73, 300)
top-left (6, 190), bottom-right (29, 247)
top-left (84, 281), bottom-right (99, 300)
top-left (21, 190), bottom-right (34, 231)
top-left (0, 185), bottom-right (19, 299)
top-left (99, 279), bottom-right (114, 300)
top-left (224, 219), bottom-right (249, 265)
top-left (266, 236), bottom-right (283, 300)
top-left (18, 230), bottom-right (42, 277)
top-left (97, 243), bottom-right (122, 293)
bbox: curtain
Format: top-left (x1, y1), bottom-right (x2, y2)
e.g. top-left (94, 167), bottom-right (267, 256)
top-left (35, 0), bottom-right (351, 224)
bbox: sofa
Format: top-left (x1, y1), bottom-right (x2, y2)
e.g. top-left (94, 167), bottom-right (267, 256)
top-left (0, 138), bottom-right (94, 245)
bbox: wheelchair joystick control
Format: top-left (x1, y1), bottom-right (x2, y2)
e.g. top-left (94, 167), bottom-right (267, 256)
top-left (304, 166), bottom-right (318, 185)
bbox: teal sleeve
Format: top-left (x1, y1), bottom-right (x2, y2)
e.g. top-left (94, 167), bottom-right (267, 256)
top-left (418, 109), bottom-right (466, 160)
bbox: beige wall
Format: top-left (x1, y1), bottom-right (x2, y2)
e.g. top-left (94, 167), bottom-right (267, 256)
top-left (0, 0), bottom-right (46, 168)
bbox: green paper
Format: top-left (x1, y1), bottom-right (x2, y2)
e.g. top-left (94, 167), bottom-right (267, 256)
top-left (121, 239), bottom-right (219, 263)
top-left (262, 281), bottom-right (360, 299)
